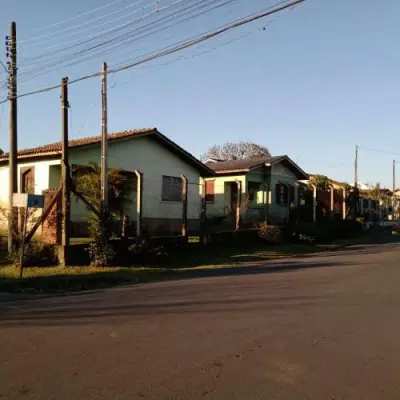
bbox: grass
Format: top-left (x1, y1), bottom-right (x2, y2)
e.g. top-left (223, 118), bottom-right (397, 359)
top-left (0, 229), bottom-right (398, 294)
top-left (0, 240), bottom-right (352, 293)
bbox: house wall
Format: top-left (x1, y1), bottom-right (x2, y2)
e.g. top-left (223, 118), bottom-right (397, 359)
top-left (204, 175), bottom-right (246, 218)
top-left (69, 136), bottom-right (203, 235)
top-left (0, 159), bottom-right (61, 230)
top-left (269, 162), bottom-right (299, 222)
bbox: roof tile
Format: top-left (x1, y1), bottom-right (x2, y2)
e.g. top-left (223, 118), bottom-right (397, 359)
top-left (0, 128), bottom-right (157, 160)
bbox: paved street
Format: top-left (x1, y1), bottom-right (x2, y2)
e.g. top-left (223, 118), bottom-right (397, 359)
top-left (1, 244), bottom-right (400, 399)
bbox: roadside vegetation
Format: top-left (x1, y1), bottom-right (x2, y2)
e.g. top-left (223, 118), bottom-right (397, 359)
top-left (0, 221), bottom-right (397, 293)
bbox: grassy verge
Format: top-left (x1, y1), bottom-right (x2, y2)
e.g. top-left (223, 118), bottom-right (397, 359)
top-left (0, 231), bottom-right (398, 294)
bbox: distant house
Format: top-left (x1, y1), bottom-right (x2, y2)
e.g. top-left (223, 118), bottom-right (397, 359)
top-left (0, 128), bottom-right (213, 237)
top-left (204, 156), bottom-right (309, 225)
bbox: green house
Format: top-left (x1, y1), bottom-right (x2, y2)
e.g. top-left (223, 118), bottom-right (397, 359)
top-left (204, 156), bottom-right (309, 226)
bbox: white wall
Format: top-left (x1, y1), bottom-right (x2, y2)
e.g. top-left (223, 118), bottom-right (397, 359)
top-left (0, 159), bottom-right (61, 229)
top-left (70, 136), bottom-right (203, 222)
top-left (204, 175), bottom-right (247, 218)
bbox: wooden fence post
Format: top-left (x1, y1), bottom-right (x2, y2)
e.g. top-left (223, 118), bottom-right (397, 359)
top-left (134, 170), bottom-right (143, 243)
top-left (181, 175), bottom-right (188, 237)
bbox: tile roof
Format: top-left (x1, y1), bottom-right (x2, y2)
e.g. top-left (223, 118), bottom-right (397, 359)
top-left (205, 156), bottom-right (285, 172)
top-left (0, 128), bottom-right (157, 160)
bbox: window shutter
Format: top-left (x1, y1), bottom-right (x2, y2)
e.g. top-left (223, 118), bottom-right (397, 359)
top-left (289, 185), bottom-right (295, 204)
top-left (205, 180), bottom-right (215, 203)
top-left (275, 184), bottom-right (281, 204)
top-left (20, 167), bottom-right (35, 194)
top-left (162, 176), bottom-right (183, 202)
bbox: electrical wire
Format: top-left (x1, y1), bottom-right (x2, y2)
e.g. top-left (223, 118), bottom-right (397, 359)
top-left (19, 0), bottom-right (152, 44)
top-left (32, 0), bottom-right (128, 33)
top-left (0, 0), bottom-right (304, 105)
top-left (18, 0), bottom-right (228, 77)
top-left (0, 60), bottom-right (8, 74)
top-left (358, 146), bottom-right (400, 157)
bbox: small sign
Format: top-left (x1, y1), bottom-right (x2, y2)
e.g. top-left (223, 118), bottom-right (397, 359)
top-left (13, 193), bottom-right (44, 209)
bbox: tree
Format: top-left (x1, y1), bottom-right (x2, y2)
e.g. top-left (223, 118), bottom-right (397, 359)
top-left (73, 162), bottom-right (135, 239)
top-left (201, 142), bottom-right (271, 161)
top-left (0, 149), bottom-right (3, 156)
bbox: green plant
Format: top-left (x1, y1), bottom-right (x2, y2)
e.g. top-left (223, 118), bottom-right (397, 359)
top-left (310, 175), bottom-right (330, 191)
top-left (73, 162), bottom-right (135, 240)
top-left (7, 242), bottom-right (58, 268)
top-left (87, 241), bottom-right (116, 267)
top-left (343, 182), bottom-right (351, 191)
top-left (257, 222), bottom-right (283, 244)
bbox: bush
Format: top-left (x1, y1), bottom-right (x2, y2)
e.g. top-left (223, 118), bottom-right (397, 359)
top-left (257, 222), bottom-right (283, 244)
top-left (289, 220), bottom-right (363, 243)
top-left (87, 241), bottom-right (116, 267)
top-left (8, 242), bottom-right (58, 267)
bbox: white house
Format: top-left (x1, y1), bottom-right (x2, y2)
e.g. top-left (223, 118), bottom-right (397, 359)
top-left (0, 128), bottom-right (213, 237)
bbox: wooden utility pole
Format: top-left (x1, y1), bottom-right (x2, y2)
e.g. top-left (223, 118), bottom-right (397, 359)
top-left (101, 62), bottom-right (109, 239)
top-left (393, 160), bottom-right (396, 220)
top-left (61, 77), bottom-right (70, 248)
top-left (6, 21), bottom-right (18, 253)
top-left (354, 145), bottom-right (358, 189)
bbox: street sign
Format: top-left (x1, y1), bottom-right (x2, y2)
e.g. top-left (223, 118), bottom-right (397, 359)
top-left (13, 193), bottom-right (44, 209)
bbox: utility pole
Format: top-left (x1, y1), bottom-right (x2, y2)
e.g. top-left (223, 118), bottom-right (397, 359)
top-left (101, 62), bottom-right (109, 239)
top-left (354, 145), bottom-right (358, 189)
top-left (393, 160), bottom-right (396, 220)
top-left (61, 77), bottom-right (70, 250)
top-left (6, 21), bottom-right (18, 253)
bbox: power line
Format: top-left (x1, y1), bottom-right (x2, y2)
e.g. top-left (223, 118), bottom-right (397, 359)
top-left (358, 146), bottom-right (400, 157)
top-left (20, 0), bottom-right (156, 47)
top-left (18, 0), bottom-right (229, 78)
top-left (0, 60), bottom-right (7, 74)
top-left (32, 0), bottom-right (129, 33)
top-left (0, 0), bottom-right (304, 105)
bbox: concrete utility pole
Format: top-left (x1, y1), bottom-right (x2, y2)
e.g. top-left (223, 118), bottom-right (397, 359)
top-left (354, 145), bottom-right (358, 189)
top-left (61, 77), bottom-right (70, 248)
top-left (101, 62), bottom-right (109, 239)
top-left (6, 21), bottom-right (18, 253)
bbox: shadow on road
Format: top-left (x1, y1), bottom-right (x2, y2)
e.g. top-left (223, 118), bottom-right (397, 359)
top-left (0, 257), bottom-right (364, 327)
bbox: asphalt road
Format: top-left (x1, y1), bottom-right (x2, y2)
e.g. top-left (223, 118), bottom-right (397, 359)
top-left (1, 243), bottom-right (400, 400)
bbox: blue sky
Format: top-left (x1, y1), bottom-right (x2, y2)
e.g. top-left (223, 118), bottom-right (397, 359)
top-left (0, 0), bottom-right (400, 187)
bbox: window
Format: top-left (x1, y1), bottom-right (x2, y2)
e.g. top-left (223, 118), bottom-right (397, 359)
top-left (162, 175), bottom-right (183, 202)
top-left (247, 182), bottom-right (260, 204)
top-left (275, 183), bottom-right (289, 206)
top-left (205, 180), bottom-right (215, 203)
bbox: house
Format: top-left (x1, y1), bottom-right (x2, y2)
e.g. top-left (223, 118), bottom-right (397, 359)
top-left (203, 156), bottom-right (309, 225)
top-left (0, 128), bottom-right (214, 237)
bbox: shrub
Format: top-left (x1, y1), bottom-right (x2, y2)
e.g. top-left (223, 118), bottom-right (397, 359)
top-left (289, 220), bottom-right (363, 243)
top-left (257, 222), bottom-right (283, 244)
top-left (8, 242), bottom-right (58, 267)
top-left (87, 241), bottom-right (116, 267)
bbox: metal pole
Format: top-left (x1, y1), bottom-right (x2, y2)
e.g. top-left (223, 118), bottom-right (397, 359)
top-left (101, 62), bottom-right (109, 239)
top-left (61, 77), bottom-right (70, 247)
top-left (7, 21), bottom-right (18, 253)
